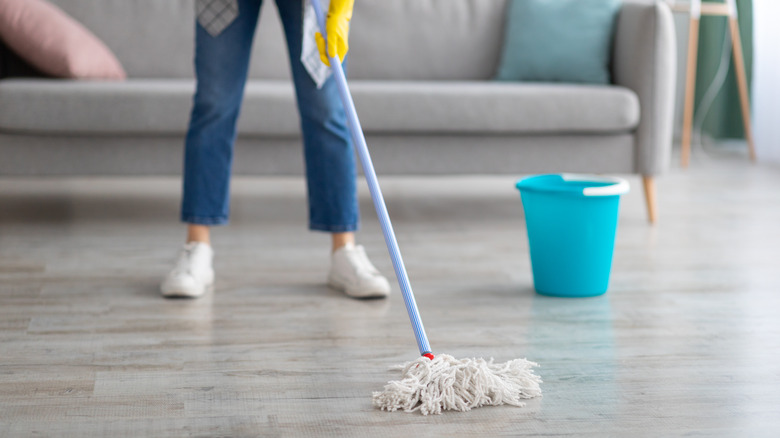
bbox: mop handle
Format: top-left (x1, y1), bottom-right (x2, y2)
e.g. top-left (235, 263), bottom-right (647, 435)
top-left (311, 0), bottom-right (432, 358)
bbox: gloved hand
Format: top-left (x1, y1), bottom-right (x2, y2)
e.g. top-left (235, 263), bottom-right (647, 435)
top-left (315, 0), bottom-right (354, 66)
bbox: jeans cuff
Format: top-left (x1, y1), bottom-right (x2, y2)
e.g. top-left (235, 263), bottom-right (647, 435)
top-left (181, 214), bottom-right (229, 226)
top-left (309, 222), bottom-right (359, 233)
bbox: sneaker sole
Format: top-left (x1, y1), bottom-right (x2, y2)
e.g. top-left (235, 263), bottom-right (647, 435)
top-left (327, 276), bottom-right (390, 299)
top-left (160, 282), bottom-right (213, 299)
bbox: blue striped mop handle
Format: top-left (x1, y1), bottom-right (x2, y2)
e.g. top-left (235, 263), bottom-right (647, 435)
top-left (311, 0), bottom-right (433, 358)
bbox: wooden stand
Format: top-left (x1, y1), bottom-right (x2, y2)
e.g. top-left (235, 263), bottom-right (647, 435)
top-left (673, 0), bottom-right (756, 167)
top-left (642, 176), bottom-right (658, 224)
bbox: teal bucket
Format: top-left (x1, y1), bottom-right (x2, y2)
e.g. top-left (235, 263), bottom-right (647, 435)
top-left (515, 174), bottom-right (629, 297)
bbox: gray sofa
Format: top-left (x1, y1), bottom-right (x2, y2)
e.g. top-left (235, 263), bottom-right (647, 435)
top-left (0, 0), bottom-right (675, 222)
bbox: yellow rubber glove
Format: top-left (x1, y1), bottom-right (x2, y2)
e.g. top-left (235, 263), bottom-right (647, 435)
top-left (314, 0), bottom-right (354, 66)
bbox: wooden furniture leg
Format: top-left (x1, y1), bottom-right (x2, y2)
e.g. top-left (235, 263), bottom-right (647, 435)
top-left (728, 16), bottom-right (757, 162)
top-left (642, 175), bottom-right (658, 224)
top-left (673, 1), bottom-right (756, 165)
top-left (681, 16), bottom-right (700, 168)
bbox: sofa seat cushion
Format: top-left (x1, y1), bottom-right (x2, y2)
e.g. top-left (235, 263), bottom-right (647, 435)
top-left (0, 79), bottom-right (639, 136)
top-left (346, 81), bottom-right (639, 134)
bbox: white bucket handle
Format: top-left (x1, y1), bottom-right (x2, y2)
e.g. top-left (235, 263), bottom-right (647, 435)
top-left (561, 174), bottom-right (630, 197)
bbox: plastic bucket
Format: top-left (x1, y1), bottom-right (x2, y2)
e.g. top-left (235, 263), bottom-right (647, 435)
top-left (515, 174), bottom-right (629, 297)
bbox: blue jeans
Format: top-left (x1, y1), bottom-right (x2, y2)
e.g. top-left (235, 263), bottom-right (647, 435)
top-left (181, 0), bottom-right (358, 232)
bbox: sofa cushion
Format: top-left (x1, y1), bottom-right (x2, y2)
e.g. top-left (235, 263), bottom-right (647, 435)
top-left (346, 82), bottom-right (639, 134)
top-left (0, 0), bottom-right (126, 80)
top-left (0, 79), bottom-right (639, 136)
top-left (496, 0), bottom-right (621, 84)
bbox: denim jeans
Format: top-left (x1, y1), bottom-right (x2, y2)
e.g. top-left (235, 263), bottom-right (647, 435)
top-left (181, 0), bottom-right (358, 232)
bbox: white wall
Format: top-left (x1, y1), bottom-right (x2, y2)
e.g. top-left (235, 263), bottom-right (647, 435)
top-left (753, 0), bottom-right (780, 164)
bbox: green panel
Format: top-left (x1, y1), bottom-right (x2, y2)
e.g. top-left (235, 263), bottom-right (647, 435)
top-left (694, 0), bottom-right (752, 140)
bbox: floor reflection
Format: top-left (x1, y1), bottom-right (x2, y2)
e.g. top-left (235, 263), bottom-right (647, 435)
top-left (527, 293), bottom-right (617, 420)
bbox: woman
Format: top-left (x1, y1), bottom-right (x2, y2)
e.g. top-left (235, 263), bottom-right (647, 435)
top-left (161, 0), bottom-right (390, 299)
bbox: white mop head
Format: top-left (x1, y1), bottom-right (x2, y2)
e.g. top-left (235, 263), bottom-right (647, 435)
top-left (372, 354), bottom-right (542, 415)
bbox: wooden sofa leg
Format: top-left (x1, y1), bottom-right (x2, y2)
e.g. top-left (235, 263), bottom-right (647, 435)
top-left (642, 176), bottom-right (658, 224)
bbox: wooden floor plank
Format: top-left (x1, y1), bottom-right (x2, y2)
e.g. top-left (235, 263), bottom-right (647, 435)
top-left (1, 153), bottom-right (779, 436)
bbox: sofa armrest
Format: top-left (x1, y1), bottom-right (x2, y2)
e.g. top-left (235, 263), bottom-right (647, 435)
top-left (613, 0), bottom-right (676, 176)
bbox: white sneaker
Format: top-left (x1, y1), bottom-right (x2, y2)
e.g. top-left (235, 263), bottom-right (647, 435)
top-left (160, 242), bottom-right (214, 298)
top-left (328, 244), bottom-right (391, 298)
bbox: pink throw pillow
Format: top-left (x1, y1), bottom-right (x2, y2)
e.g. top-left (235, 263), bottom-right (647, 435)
top-left (0, 0), bottom-right (126, 79)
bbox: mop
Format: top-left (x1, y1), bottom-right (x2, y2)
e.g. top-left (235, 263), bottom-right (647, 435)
top-left (311, 0), bottom-right (542, 415)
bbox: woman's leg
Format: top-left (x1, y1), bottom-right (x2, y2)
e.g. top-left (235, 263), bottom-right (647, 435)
top-left (187, 224), bottom-right (212, 245)
top-left (162, 0), bottom-right (263, 298)
top-left (181, 0), bottom-right (264, 235)
top-left (275, 0), bottom-right (389, 298)
top-left (331, 232), bottom-right (355, 252)
top-left (274, 0), bottom-right (359, 247)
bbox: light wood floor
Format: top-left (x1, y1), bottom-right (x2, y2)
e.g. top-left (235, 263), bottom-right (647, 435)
top-left (1, 151), bottom-right (779, 436)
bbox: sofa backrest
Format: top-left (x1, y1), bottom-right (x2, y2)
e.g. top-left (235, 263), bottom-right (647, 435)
top-left (48, 0), bottom-right (508, 81)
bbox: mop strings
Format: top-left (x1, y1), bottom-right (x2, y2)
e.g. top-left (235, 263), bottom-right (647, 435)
top-left (373, 354), bottom-right (542, 415)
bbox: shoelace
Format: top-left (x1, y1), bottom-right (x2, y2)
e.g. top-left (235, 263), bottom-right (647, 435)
top-left (172, 246), bottom-right (195, 275)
